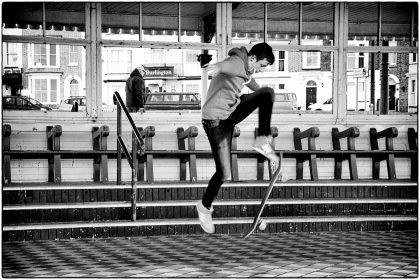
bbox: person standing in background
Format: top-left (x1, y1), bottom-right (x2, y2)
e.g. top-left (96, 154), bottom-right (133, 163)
top-left (126, 65), bottom-right (146, 113)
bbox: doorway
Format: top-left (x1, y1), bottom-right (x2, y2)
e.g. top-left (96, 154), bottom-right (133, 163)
top-left (306, 80), bottom-right (317, 109)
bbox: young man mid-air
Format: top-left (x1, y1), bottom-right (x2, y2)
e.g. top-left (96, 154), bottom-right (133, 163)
top-left (197, 42), bottom-right (281, 233)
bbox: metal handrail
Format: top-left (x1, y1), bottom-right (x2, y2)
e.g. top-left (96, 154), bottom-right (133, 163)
top-left (114, 91), bottom-right (145, 221)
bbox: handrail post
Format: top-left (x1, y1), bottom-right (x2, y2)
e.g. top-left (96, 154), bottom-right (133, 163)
top-left (117, 102), bottom-right (122, 185)
top-left (114, 91), bottom-right (145, 186)
top-left (131, 130), bottom-right (138, 221)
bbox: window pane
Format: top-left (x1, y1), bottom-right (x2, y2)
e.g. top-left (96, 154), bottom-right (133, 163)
top-left (181, 3), bottom-right (217, 43)
top-left (2, 2), bottom-right (85, 38)
top-left (2, 43), bottom-right (85, 111)
top-left (302, 2), bottom-right (334, 44)
top-left (50, 45), bottom-right (57, 66)
top-left (101, 46), bottom-right (217, 108)
top-left (346, 51), bottom-right (417, 114)
top-left (241, 51), bottom-right (333, 113)
top-left (348, 2), bottom-right (417, 43)
top-left (232, 3), bottom-right (265, 43)
top-left (50, 79), bottom-right (57, 102)
top-left (267, 3), bottom-right (299, 42)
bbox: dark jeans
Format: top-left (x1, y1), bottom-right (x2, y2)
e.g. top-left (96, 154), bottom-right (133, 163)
top-left (201, 87), bottom-right (275, 208)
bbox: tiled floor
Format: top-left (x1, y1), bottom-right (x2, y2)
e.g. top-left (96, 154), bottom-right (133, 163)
top-left (2, 231), bottom-right (418, 278)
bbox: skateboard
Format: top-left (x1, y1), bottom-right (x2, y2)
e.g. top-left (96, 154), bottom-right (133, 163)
top-left (243, 151), bottom-right (287, 239)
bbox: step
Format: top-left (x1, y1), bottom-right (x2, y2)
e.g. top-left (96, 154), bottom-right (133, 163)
top-left (3, 179), bottom-right (417, 191)
top-left (3, 215), bottom-right (417, 231)
top-left (3, 198), bottom-right (417, 211)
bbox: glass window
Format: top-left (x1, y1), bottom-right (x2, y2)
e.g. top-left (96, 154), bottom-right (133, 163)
top-left (232, 3), bottom-right (265, 43)
top-left (346, 50), bottom-right (416, 114)
top-left (50, 79), bottom-right (57, 103)
top-left (267, 3), bottom-right (299, 42)
top-left (101, 3), bottom-right (216, 44)
top-left (31, 44), bottom-right (59, 67)
top-left (302, 2), bottom-right (334, 43)
top-left (107, 49), bottom-right (132, 73)
top-left (70, 79), bottom-right (80, 97)
top-left (181, 3), bottom-right (217, 43)
top-left (101, 46), bottom-right (217, 108)
top-left (4, 43), bottom-right (19, 66)
top-left (278, 51), bottom-right (285, 72)
top-left (69, 46), bottom-right (79, 65)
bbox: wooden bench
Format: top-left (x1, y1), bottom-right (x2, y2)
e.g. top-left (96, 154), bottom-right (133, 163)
top-left (2, 124), bottom-right (418, 240)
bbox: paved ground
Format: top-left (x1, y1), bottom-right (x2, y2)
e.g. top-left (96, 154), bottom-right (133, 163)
top-left (2, 231), bottom-right (418, 278)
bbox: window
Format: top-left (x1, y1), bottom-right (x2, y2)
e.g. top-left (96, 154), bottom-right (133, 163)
top-left (70, 79), bottom-right (80, 96)
top-left (152, 49), bottom-right (164, 65)
top-left (347, 41), bottom-right (368, 69)
top-left (186, 51), bottom-right (199, 63)
top-left (109, 49), bottom-right (132, 73)
top-left (30, 77), bottom-right (59, 104)
top-left (262, 84), bottom-right (276, 89)
top-left (279, 84), bottom-right (285, 90)
top-left (410, 53), bottom-right (417, 63)
top-left (50, 79), bottom-right (57, 103)
top-left (389, 41), bottom-right (397, 66)
top-left (186, 84), bottom-right (199, 93)
top-left (69, 45), bottom-right (79, 65)
top-left (278, 51), bottom-right (285, 72)
top-left (30, 44), bottom-right (58, 67)
top-left (303, 51), bottom-right (320, 69)
top-left (4, 43), bottom-right (19, 66)
top-left (412, 80), bottom-right (416, 94)
top-left (302, 40), bottom-right (322, 69)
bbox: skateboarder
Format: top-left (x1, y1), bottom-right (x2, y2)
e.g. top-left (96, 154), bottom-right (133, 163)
top-left (197, 42), bottom-right (279, 233)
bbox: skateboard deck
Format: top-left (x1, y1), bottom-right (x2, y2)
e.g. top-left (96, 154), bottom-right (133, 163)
top-left (243, 151), bottom-right (286, 239)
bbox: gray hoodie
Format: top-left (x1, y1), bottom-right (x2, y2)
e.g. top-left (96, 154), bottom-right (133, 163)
top-left (202, 47), bottom-right (259, 120)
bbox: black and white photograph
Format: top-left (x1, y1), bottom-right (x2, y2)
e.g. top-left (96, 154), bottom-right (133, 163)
top-left (1, 1), bottom-right (418, 278)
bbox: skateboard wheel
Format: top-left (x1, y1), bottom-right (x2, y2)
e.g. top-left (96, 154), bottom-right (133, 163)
top-left (258, 220), bottom-right (267, 231)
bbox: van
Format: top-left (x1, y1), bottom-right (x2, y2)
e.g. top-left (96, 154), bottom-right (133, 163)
top-left (145, 92), bottom-right (201, 110)
top-left (273, 92), bottom-right (298, 113)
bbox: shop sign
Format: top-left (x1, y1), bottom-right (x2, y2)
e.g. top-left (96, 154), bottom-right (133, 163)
top-left (145, 67), bottom-right (174, 77)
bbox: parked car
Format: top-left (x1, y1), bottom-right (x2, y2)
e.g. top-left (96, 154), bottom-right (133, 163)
top-left (145, 92), bottom-right (201, 110)
top-left (272, 92), bottom-right (298, 112)
top-left (307, 97), bottom-right (332, 111)
top-left (59, 96), bottom-right (117, 112)
top-left (59, 96), bottom-right (87, 111)
top-left (2, 95), bottom-right (51, 111)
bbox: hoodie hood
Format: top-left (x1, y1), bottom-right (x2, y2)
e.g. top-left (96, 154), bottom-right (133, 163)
top-left (228, 46), bottom-right (249, 73)
top-left (130, 68), bottom-right (143, 78)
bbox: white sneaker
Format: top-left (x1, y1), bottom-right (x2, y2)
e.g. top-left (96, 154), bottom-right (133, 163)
top-left (196, 201), bottom-right (215, 233)
top-left (252, 135), bottom-right (280, 165)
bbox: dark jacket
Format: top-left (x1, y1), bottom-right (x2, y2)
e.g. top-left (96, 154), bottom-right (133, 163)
top-left (125, 68), bottom-right (146, 108)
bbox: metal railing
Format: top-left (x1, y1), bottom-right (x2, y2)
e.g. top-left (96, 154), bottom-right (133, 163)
top-left (114, 91), bottom-right (145, 221)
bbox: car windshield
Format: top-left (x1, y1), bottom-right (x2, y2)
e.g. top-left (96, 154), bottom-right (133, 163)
top-left (28, 98), bottom-right (43, 106)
